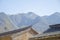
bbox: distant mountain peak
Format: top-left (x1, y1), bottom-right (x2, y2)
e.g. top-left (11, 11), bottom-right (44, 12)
top-left (0, 12), bottom-right (7, 19)
top-left (27, 12), bottom-right (39, 17)
top-left (51, 12), bottom-right (60, 16)
top-left (43, 12), bottom-right (60, 25)
top-left (28, 12), bottom-right (34, 14)
top-left (54, 12), bottom-right (60, 14)
top-left (27, 12), bottom-right (36, 15)
top-left (0, 12), bottom-right (6, 16)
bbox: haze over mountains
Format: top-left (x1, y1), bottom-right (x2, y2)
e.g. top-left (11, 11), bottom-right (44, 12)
top-left (42, 12), bottom-right (60, 25)
top-left (0, 12), bottom-right (60, 33)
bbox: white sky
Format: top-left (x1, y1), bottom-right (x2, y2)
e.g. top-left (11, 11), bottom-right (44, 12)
top-left (0, 0), bottom-right (60, 16)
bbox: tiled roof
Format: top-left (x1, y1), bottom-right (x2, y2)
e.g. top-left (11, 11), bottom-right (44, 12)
top-left (43, 24), bottom-right (60, 33)
top-left (43, 27), bottom-right (60, 33)
top-left (0, 26), bottom-right (31, 36)
top-left (50, 24), bottom-right (60, 28)
top-left (31, 31), bottom-right (60, 38)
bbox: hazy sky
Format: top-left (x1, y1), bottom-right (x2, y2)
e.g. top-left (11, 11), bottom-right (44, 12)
top-left (0, 0), bottom-right (60, 16)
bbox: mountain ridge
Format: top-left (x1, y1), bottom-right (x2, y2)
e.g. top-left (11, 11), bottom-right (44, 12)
top-left (0, 12), bottom-right (60, 33)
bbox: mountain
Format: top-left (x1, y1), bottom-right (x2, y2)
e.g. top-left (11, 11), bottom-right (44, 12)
top-left (1, 12), bottom-right (60, 33)
top-left (42, 12), bottom-right (60, 25)
top-left (0, 12), bottom-right (19, 33)
top-left (9, 12), bottom-right (49, 33)
top-left (10, 12), bottom-right (39, 27)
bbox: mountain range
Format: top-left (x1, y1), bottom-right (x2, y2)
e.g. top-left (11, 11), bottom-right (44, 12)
top-left (0, 12), bottom-right (60, 33)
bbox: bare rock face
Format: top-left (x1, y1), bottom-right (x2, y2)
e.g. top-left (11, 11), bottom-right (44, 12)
top-left (0, 12), bottom-right (19, 33)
